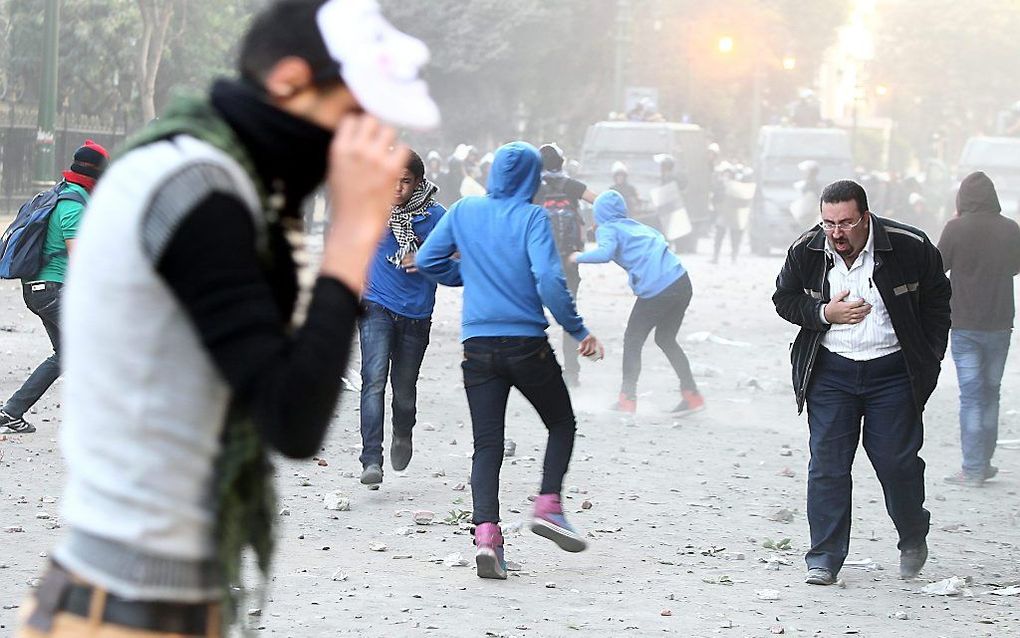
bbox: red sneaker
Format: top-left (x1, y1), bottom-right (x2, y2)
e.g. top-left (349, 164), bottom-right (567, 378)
top-left (611, 393), bottom-right (637, 413)
top-left (671, 390), bottom-right (705, 416)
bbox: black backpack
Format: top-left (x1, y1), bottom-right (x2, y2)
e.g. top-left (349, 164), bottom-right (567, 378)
top-left (537, 175), bottom-right (583, 255)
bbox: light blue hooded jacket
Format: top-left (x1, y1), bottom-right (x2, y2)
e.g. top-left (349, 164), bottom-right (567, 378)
top-left (576, 190), bottom-right (686, 298)
top-left (416, 142), bottom-right (588, 342)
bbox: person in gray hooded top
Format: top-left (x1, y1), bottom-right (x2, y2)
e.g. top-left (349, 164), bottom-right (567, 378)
top-left (938, 171), bottom-right (1020, 487)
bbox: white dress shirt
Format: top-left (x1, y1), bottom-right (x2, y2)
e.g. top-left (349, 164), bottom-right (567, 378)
top-left (820, 223), bottom-right (901, 361)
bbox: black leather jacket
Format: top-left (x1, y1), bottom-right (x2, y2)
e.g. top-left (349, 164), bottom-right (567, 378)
top-left (773, 215), bottom-right (952, 414)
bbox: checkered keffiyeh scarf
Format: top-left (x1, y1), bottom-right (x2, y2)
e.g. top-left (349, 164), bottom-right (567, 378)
top-left (387, 178), bottom-right (438, 267)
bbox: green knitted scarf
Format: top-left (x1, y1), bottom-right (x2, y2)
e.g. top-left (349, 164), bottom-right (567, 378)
top-left (118, 91), bottom-right (277, 632)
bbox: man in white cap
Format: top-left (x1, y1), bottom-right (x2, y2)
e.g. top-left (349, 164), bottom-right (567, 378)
top-left (16, 1), bottom-right (438, 636)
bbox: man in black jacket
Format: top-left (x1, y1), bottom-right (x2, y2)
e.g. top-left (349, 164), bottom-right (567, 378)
top-left (773, 180), bottom-right (951, 586)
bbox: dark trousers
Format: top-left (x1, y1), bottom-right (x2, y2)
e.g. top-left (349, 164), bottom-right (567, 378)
top-left (462, 337), bottom-right (576, 525)
top-left (712, 224), bottom-right (743, 262)
top-left (621, 274), bottom-right (697, 398)
top-left (5, 282), bottom-right (62, 418)
top-left (805, 348), bottom-right (930, 573)
top-left (561, 260), bottom-right (581, 381)
top-left (358, 302), bottom-right (431, 468)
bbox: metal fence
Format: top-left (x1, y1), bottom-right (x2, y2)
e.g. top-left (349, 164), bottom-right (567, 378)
top-left (0, 102), bottom-right (131, 214)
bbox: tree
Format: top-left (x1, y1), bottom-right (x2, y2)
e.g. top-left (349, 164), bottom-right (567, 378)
top-left (135, 0), bottom-right (175, 122)
top-left (870, 0), bottom-right (1020, 167)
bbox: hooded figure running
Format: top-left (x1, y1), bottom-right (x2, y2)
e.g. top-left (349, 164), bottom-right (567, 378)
top-left (569, 190), bottom-right (704, 415)
top-left (416, 141), bottom-right (604, 581)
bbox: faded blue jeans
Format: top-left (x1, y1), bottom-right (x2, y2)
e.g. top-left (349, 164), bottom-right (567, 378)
top-left (950, 329), bottom-right (1011, 478)
top-left (358, 301), bottom-right (431, 468)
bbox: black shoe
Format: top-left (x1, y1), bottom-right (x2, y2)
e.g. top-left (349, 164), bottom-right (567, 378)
top-left (360, 464), bottom-right (383, 485)
top-left (391, 435), bottom-right (413, 472)
top-left (985, 465), bottom-right (999, 480)
top-left (805, 567), bottom-right (836, 585)
top-left (0, 410), bottom-right (35, 434)
top-left (900, 541), bottom-right (928, 580)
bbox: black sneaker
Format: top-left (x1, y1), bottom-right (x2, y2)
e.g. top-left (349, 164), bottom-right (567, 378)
top-left (391, 435), bottom-right (413, 472)
top-left (900, 541), bottom-right (928, 580)
top-left (805, 567), bottom-right (836, 585)
top-left (0, 410), bottom-right (35, 434)
top-left (360, 464), bottom-right (383, 485)
top-left (984, 465), bottom-right (999, 480)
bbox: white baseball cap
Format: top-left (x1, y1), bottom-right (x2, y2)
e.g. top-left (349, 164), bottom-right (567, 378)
top-left (316, 0), bottom-right (440, 130)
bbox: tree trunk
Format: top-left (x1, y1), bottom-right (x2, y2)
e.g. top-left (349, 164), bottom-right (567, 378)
top-left (135, 0), bottom-right (176, 122)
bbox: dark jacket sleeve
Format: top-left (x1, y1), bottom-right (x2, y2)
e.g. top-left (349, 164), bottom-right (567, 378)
top-left (935, 219), bottom-right (955, 272)
top-left (919, 238), bottom-right (952, 360)
top-left (773, 242), bottom-right (829, 332)
top-left (155, 193), bottom-right (359, 459)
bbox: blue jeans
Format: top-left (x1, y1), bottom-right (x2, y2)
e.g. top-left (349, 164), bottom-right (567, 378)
top-left (805, 349), bottom-right (929, 574)
top-left (4, 282), bottom-right (62, 418)
top-left (358, 302), bottom-right (431, 468)
top-left (462, 337), bottom-right (576, 525)
top-left (951, 329), bottom-right (1011, 477)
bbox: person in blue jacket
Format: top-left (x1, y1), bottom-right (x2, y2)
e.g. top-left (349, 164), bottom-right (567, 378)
top-left (417, 141), bottom-right (604, 581)
top-left (569, 189), bottom-right (704, 415)
top-left (358, 150), bottom-right (461, 486)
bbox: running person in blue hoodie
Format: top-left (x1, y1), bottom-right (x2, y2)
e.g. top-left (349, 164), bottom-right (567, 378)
top-left (570, 190), bottom-right (704, 415)
top-left (358, 150), bottom-right (461, 485)
top-left (417, 141), bottom-right (604, 580)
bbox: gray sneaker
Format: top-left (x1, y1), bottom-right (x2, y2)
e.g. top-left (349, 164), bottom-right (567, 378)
top-left (943, 471), bottom-right (984, 487)
top-left (0, 410), bottom-right (35, 434)
top-left (360, 464), bottom-right (383, 485)
top-left (391, 435), bottom-right (413, 472)
top-left (805, 567), bottom-right (836, 585)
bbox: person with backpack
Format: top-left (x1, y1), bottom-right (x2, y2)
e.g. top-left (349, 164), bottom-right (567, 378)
top-left (0, 140), bottom-right (109, 435)
top-left (569, 190), bottom-right (705, 416)
top-left (416, 141), bottom-right (604, 581)
top-left (15, 0), bottom-right (436, 636)
top-left (535, 142), bottom-right (596, 387)
top-left (357, 149), bottom-right (460, 486)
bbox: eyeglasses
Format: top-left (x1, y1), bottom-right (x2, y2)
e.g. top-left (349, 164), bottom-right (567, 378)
top-left (820, 216), bottom-right (865, 232)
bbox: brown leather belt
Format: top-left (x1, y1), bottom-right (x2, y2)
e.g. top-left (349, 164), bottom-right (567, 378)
top-left (28, 563), bottom-right (217, 636)
top-left (60, 583), bottom-right (214, 635)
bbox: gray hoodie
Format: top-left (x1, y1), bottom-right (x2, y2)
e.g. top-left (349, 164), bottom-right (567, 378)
top-left (938, 171), bottom-right (1020, 330)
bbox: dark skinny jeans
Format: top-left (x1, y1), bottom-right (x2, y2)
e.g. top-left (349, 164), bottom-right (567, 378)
top-left (462, 337), bottom-right (576, 525)
top-left (621, 274), bottom-right (697, 398)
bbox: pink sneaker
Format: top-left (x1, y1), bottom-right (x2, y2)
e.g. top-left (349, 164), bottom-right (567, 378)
top-left (474, 522), bottom-right (507, 579)
top-left (530, 493), bottom-right (587, 553)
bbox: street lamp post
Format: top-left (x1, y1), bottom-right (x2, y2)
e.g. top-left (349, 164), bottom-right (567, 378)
top-left (612, 0), bottom-right (633, 113)
top-left (32, 0), bottom-right (59, 187)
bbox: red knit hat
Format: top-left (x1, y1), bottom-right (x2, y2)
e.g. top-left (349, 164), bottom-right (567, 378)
top-left (63, 139), bottom-right (110, 191)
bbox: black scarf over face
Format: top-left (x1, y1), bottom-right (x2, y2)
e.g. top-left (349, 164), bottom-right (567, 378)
top-left (210, 79), bottom-right (332, 219)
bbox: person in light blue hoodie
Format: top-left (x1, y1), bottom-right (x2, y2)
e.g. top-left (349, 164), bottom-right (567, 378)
top-left (570, 189), bottom-right (704, 415)
top-left (417, 141), bottom-right (604, 581)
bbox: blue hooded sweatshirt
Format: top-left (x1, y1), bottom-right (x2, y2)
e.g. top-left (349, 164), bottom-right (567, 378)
top-left (576, 190), bottom-right (686, 298)
top-left (364, 202), bottom-right (460, 319)
top-left (416, 142), bottom-right (589, 342)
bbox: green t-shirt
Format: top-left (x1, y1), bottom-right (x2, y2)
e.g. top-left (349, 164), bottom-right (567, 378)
top-left (33, 182), bottom-right (88, 283)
